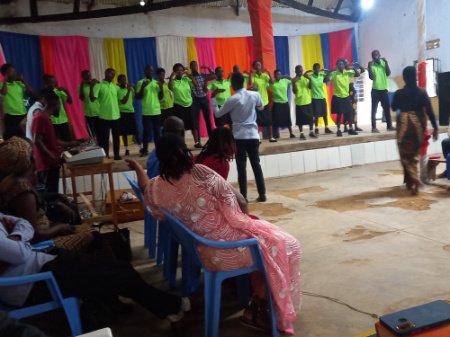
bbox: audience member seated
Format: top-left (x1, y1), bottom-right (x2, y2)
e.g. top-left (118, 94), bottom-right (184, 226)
top-left (0, 136), bottom-right (93, 251)
top-left (195, 127), bottom-right (235, 180)
top-left (0, 213), bottom-right (185, 336)
top-left (127, 134), bottom-right (302, 335)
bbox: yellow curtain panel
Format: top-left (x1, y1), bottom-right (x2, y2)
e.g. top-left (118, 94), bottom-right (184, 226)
top-left (103, 38), bottom-right (128, 79)
top-left (186, 37), bottom-right (199, 65)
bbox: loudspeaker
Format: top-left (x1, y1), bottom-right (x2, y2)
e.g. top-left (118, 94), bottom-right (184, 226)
top-left (438, 72), bottom-right (450, 126)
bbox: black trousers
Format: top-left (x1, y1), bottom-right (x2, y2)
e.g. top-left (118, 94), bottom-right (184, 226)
top-left (192, 97), bottom-right (213, 137)
top-left (235, 139), bottom-right (266, 199)
top-left (142, 115), bottom-right (161, 152)
top-left (97, 119), bottom-right (120, 158)
top-left (3, 114), bottom-right (26, 139)
top-left (28, 250), bottom-right (181, 320)
top-left (86, 116), bottom-right (100, 140)
top-left (371, 89), bottom-right (392, 128)
top-left (53, 123), bottom-right (72, 142)
top-left (37, 168), bottom-right (60, 195)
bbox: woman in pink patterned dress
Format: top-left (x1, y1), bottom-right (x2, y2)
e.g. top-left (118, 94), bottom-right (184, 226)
top-left (126, 134), bottom-right (301, 335)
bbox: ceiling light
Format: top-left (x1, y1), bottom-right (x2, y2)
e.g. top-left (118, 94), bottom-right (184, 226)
top-left (361, 0), bottom-right (374, 10)
top-left (139, 0), bottom-right (145, 6)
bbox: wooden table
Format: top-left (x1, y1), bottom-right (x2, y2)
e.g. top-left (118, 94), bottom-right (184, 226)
top-left (64, 159), bottom-right (118, 230)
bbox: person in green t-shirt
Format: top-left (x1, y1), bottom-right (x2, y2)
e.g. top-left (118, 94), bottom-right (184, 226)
top-left (307, 63), bottom-right (333, 135)
top-left (117, 74), bottom-right (140, 157)
top-left (0, 63), bottom-right (35, 139)
top-left (269, 69), bottom-right (295, 139)
top-left (208, 66), bottom-right (232, 128)
top-left (93, 68), bottom-right (121, 160)
top-left (78, 69), bottom-right (100, 140)
top-left (329, 59), bottom-right (362, 137)
top-left (249, 60), bottom-right (277, 142)
top-left (292, 65), bottom-right (316, 140)
top-left (230, 65), bottom-right (249, 89)
top-left (43, 74), bottom-right (73, 142)
top-left (368, 50), bottom-right (394, 133)
top-left (156, 67), bottom-right (174, 123)
top-left (136, 65), bottom-right (164, 156)
top-left (169, 63), bottom-right (201, 147)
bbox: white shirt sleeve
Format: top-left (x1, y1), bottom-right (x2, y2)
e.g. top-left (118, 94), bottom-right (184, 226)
top-left (0, 215), bottom-right (35, 265)
top-left (215, 95), bottom-right (237, 118)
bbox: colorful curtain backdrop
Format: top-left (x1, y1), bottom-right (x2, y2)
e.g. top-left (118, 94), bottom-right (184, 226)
top-left (0, 31), bottom-right (43, 91)
top-left (274, 36), bottom-right (289, 75)
top-left (89, 38), bottom-right (107, 80)
top-left (104, 39), bottom-right (128, 79)
top-left (156, 36), bottom-right (188, 73)
top-left (124, 37), bottom-right (158, 136)
top-left (186, 37), bottom-right (199, 65)
top-left (0, 28), bottom-right (358, 139)
top-left (40, 36), bottom-right (90, 139)
top-left (214, 37), bottom-right (252, 74)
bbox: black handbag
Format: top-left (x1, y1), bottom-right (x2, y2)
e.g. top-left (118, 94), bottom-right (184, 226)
top-left (98, 228), bottom-right (132, 262)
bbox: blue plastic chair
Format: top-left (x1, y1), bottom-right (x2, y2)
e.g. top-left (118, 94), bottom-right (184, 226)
top-left (122, 173), bottom-right (178, 286)
top-left (160, 209), bottom-right (280, 337)
top-left (0, 271), bottom-right (82, 336)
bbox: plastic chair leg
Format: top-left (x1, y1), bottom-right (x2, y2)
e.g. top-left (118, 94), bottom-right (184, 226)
top-left (181, 252), bottom-right (201, 297)
top-left (62, 297), bottom-right (83, 336)
top-left (157, 221), bottom-right (170, 265)
top-left (144, 212), bottom-right (157, 259)
top-left (235, 274), bottom-right (251, 308)
top-left (164, 236), bottom-right (179, 288)
top-left (204, 272), bottom-right (223, 337)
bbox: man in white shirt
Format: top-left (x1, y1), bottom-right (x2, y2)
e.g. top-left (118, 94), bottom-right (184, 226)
top-left (0, 213), bottom-right (185, 333)
top-left (26, 93), bottom-right (46, 140)
top-left (214, 72), bottom-right (267, 202)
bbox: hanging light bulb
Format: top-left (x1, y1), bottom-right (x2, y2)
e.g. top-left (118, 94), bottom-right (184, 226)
top-left (361, 0), bottom-right (374, 10)
top-left (139, 0), bottom-right (145, 6)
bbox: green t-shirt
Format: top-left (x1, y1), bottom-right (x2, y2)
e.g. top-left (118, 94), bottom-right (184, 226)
top-left (136, 79), bottom-right (161, 116)
top-left (1, 81), bottom-right (26, 115)
top-left (269, 78), bottom-right (290, 104)
top-left (330, 70), bottom-right (355, 98)
top-left (159, 82), bottom-right (174, 110)
top-left (118, 86), bottom-right (135, 113)
top-left (79, 83), bottom-right (100, 117)
top-left (95, 80), bottom-right (120, 121)
top-left (208, 79), bottom-right (231, 106)
top-left (294, 76), bottom-right (312, 106)
top-left (251, 73), bottom-right (270, 106)
top-left (51, 89), bottom-right (69, 125)
top-left (310, 73), bottom-right (326, 100)
top-left (172, 77), bottom-right (193, 107)
top-left (370, 59), bottom-right (388, 90)
top-left (243, 74), bottom-right (249, 89)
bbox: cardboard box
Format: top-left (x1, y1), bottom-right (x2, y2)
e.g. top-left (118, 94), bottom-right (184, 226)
top-left (105, 189), bottom-right (145, 223)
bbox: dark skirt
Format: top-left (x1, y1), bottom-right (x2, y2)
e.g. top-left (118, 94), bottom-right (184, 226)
top-left (256, 104), bottom-right (272, 127)
top-left (312, 99), bottom-right (327, 118)
top-left (272, 102), bottom-right (292, 127)
top-left (173, 104), bottom-right (196, 130)
top-left (295, 104), bottom-right (313, 126)
top-left (119, 112), bottom-right (138, 136)
top-left (214, 105), bottom-right (232, 127)
top-left (161, 108), bottom-right (174, 124)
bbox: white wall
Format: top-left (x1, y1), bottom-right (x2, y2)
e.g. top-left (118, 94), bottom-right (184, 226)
top-left (0, 1), bottom-right (356, 38)
top-left (358, 0), bottom-right (418, 77)
top-left (426, 1), bottom-right (450, 72)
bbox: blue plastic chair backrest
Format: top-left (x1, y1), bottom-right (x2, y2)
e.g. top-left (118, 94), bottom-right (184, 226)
top-left (159, 209), bottom-right (262, 272)
top-left (122, 173), bottom-right (144, 203)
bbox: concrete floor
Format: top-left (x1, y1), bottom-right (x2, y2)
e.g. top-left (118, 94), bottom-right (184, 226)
top-left (33, 159), bottom-right (450, 337)
top-left (109, 159), bottom-right (450, 337)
